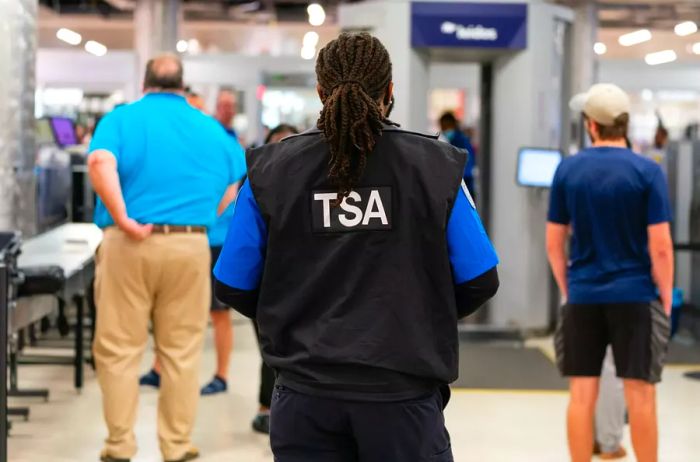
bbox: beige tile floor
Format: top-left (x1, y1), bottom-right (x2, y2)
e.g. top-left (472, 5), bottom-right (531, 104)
top-left (7, 321), bottom-right (700, 462)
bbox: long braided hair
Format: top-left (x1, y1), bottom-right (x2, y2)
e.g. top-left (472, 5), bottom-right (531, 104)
top-left (316, 33), bottom-right (395, 202)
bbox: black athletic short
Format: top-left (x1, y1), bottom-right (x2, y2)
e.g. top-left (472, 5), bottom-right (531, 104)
top-left (555, 301), bottom-right (670, 383)
top-left (210, 246), bottom-right (228, 311)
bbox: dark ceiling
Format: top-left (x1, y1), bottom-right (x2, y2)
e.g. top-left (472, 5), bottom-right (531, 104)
top-left (39, 0), bottom-right (346, 22)
top-left (40, 0), bottom-right (700, 27)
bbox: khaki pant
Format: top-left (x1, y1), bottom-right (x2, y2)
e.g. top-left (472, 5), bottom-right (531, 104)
top-left (93, 228), bottom-right (210, 460)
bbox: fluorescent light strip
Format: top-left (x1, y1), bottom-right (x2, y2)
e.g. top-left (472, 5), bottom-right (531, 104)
top-left (645, 50), bottom-right (677, 66)
top-left (176, 40), bottom-right (189, 53)
top-left (307, 3), bottom-right (325, 26)
top-left (56, 28), bottom-right (82, 46)
top-left (301, 45), bottom-right (316, 60)
top-left (675, 21), bottom-right (698, 37)
top-left (85, 40), bottom-right (107, 57)
top-left (303, 31), bottom-right (320, 48)
top-left (619, 29), bottom-right (652, 47)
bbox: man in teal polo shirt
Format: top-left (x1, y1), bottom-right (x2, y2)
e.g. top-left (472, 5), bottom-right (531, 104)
top-left (88, 54), bottom-right (246, 462)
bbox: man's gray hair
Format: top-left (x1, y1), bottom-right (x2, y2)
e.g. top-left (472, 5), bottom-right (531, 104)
top-left (143, 53), bottom-right (184, 91)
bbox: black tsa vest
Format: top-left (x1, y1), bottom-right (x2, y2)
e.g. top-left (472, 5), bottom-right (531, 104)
top-left (247, 126), bottom-right (466, 401)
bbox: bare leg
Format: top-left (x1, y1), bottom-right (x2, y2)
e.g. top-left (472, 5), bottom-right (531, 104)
top-left (211, 310), bottom-right (233, 379)
top-left (595, 347), bottom-right (626, 453)
top-left (624, 379), bottom-right (658, 462)
top-left (568, 377), bottom-right (600, 462)
top-left (153, 357), bottom-right (161, 374)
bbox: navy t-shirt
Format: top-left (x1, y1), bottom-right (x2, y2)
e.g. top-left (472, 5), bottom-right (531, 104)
top-left (548, 147), bottom-right (672, 304)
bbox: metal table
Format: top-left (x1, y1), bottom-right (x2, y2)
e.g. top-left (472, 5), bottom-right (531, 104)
top-left (11, 224), bottom-right (102, 393)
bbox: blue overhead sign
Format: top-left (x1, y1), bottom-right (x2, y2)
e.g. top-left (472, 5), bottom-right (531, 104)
top-left (411, 2), bottom-right (528, 50)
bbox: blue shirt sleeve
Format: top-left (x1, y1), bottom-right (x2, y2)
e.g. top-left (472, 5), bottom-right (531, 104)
top-left (89, 110), bottom-right (122, 161)
top-left (647, 166), bottom-right (672, 225)
top-left (447, 182), bottom-right (499, 284)
top-left (226, 136), bottom-right (247, 184)
top-left (213, 180), bottom-right (267, 290)
top-left (547, 164), bottom-right (570, 224)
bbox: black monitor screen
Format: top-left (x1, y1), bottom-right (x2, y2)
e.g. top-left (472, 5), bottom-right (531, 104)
top-left (35, 149), bottom-right (71, 232)
top-left (516, 148), bottom-right (563, 188)
top-left (49, 117), bottom-right (78, 147)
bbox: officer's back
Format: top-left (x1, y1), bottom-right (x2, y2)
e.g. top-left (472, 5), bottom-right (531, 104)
top-left (246, 127), bottom-right (476, 394)
top-left (214, 33), bottom-right (498, 462)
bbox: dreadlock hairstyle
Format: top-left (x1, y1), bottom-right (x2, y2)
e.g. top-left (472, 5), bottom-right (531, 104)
top-left (316, 33), bottom-right (396, 203)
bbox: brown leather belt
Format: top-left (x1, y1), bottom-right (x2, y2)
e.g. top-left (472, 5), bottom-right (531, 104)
top-left (151, 225), bottom-right (206, 234)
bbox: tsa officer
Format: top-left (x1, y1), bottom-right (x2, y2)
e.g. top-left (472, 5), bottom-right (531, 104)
top-left (213, 33), bottom-right (499, 462)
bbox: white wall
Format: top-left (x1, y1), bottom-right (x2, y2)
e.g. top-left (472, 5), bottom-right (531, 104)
top-left (599, 60), bottom-right (700, 92)
top-left (35, 49), bottom-right (316, 142)
top-left (37, 49), bottom-right (137, 99)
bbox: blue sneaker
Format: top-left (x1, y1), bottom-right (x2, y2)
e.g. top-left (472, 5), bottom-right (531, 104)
top-left (139, 369), bottom-right (160, 388)
top-left (200, 376), bottom-right (227, 396)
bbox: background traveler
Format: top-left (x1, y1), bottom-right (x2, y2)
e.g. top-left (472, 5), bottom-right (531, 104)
top-left (140, 87), bottom-right (246, 396)
top-left (439, 111), bottom-right (477, 197)
top-left (88, 54), bottom-right (246, 462)
top-left (547, 83), bottom-right (674, 462)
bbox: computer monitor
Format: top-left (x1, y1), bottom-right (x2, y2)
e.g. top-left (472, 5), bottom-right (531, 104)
top-left (49, 117), bottom-right (78, 147)
top-left (516, 148), bottom-right (563, 188)
top-left (35, 148), bottom-right (72, 232)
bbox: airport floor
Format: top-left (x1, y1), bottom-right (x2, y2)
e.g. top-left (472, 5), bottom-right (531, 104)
top-left (7, 320), bottom-right (700, 462)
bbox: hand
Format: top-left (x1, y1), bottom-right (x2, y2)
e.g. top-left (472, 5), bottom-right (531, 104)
top-left (662, 299), bottom-right (672, 317)
top-left (116, 217), bottom-right (153, 241)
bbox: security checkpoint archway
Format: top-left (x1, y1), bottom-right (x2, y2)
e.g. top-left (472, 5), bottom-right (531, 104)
top-left (340, 0), bottom-right (575, 332)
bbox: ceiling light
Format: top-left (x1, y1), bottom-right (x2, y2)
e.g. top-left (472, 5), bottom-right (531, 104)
top-left (307, 3), bottom-right (326, 27)
top-left (619, 29), bottom-right (652, 47)
top-left (56, 28), bottom-right (82, 46)
top-left (303, 31), bottom-right (320, 48)
top-left (675, 21), bottom-right (697, 37)
top-left (645, 50), bottom-right (677, 66)
top-left (301, 46), bottom-right (316, 60)
top-left (593, 42), bottom-right (607, 55)
top-left (692, 42), bottom-right (700, 55)
top-left (187, 38), bottom-right (201, 54)
top-left (176, 40), bottom-right (189, 53)
top-left (84, 40), bottom-right (107, 57)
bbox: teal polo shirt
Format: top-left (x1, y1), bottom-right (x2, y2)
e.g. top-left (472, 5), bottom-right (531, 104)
top-left (89, 93), bottom-right (246, 229)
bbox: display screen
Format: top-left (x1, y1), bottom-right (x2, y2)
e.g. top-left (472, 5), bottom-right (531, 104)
top-left (49, 117), bottom-right (78, 147)
top-left (35, 149), bottom-right (71, 232)
top-left (516, 148), bottom-right (563, 188)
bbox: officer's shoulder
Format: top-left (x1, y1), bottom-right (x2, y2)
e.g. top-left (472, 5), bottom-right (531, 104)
top-left (248, 128), bottom-right (321, 157)
top-left (381, 126), bottom-right (442, 143)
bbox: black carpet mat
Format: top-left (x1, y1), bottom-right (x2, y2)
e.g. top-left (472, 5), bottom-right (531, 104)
top-left (667, 340), bottom-right (700, 365)
top-left (454, 344), bottom-right (567, 391)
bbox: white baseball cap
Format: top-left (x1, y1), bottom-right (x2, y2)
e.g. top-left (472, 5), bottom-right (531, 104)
top-left (569, 83), bottom-right (631, 126)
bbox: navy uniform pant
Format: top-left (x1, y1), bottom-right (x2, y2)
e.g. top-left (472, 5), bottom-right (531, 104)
top-left (270, 385), bottom-right (454, 462)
